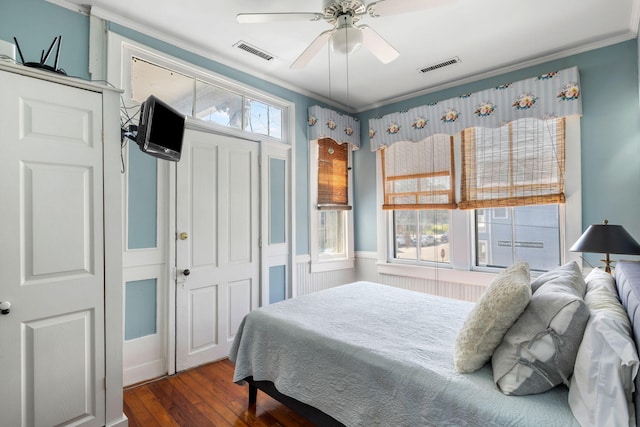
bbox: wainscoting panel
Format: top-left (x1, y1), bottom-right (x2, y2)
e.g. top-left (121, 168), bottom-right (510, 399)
top-left (296, 253), bottom-right (486, 303)
top-left (295, 255), bottom-right (356, 296)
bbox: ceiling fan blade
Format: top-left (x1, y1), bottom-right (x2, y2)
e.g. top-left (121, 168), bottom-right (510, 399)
top-left (237, 12), bottom-right (324, 24)
top-left (359, 25), bottom-right (399, 64)
top-left (366, 0), bottom-right (451, 17)
top-left (290, 29), bottom-right (334, 69)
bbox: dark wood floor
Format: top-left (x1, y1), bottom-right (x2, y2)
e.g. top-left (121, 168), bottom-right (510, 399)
top-left (123, 358), bottom-right (316, 426)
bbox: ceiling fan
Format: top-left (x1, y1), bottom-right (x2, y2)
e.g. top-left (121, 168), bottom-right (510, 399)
top-left (237, 0), bottom-right (446, 69)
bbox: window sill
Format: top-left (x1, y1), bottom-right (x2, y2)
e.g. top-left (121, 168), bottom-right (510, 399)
top-left (376, 262), bottom-right (497, 288)
top-left (311, 258), bottom-right (355, 273)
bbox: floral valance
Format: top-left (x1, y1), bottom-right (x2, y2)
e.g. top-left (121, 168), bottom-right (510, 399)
top-left (308, 105), bottom-right (360, 149)
top-left (369, 67), bottom-right (581, 151)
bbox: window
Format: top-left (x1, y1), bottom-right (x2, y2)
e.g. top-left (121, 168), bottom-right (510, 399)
top-left (464, 118), bottom-right (566, 271)
top-left (378, 116), bottom-right (579, 275)
top-left (392, 209), bottom-right (450, 264)
top-left (310, 138), bottom-right (354, 270)
top-left (476, 205), bottom-right (561, 271)
top-left (245, 99), bottom-right (282, 139)
top-left (319, 210), bottom-right (346, 257)
top-left (130, 56), bottom-right (284, 140)
top-left (195, 80), bottom-right (242, 128)
top-left (317, 138), bottom-right (350, 259)
top-left (383, 134), bottom-right (454, 265)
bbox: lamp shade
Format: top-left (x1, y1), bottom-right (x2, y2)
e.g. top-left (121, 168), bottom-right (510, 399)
top-left (570, 221), bottom-right (640, 255)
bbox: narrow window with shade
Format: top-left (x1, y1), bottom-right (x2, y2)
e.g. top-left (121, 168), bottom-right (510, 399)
top-left (307, 105), bottom-right (358, 271)
top-left (315, 138), bottom-right (352, 261)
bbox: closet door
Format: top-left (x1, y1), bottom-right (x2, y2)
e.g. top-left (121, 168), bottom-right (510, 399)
top-left (0, 71), bottom-right (106, 426)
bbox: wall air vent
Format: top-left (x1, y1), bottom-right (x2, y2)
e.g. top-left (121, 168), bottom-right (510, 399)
top-left (234, 41), bottom-right (274, 61)
top-left (418, 57), bottom-right (460, 74)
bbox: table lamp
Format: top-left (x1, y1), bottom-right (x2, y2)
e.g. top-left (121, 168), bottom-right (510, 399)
top-left (570, 219), bottom-right (640, 273)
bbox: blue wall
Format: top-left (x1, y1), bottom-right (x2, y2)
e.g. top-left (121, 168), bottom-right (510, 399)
top-left (0, 0), bottom-right (90, 79)
top-left (354, 40), bottom-right (640, 267)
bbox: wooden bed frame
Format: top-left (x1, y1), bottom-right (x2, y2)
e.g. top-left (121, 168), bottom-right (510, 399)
top-left (245, 377), bottom-right (345, 426)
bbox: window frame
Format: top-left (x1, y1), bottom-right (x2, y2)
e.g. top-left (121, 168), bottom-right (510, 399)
top-left (309, 139), bottom-right (355, 272)
top-left (117, 38), bottom-right (290, 145)
top-left (375, 116), bottom-right (582, 283)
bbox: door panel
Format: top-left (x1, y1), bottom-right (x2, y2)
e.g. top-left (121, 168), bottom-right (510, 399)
top-left (28, 163), bottom-right (94, 278)
top-left (176, 129), bottom-right (259, 371)
top-left (228, 279), bottom-right (251, 340)
top-left (0, 71), bottom-right (105, 427)
top-left (27, 310), bottom-right (97, 427)
top-left (261, 143), bottom-right (293, 304)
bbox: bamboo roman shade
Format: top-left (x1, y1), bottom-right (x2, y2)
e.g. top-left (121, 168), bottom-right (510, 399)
top-left (317, 138), bottom-right (351, 210)
top-left (459, 118), bottom-right (566, 209)
top-left (382, 135), bottom-right (456, 210)
top-left (368, 67), bottom-right (581, 212)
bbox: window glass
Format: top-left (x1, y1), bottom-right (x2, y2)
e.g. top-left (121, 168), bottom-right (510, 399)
top-left (131, 57), bottom-right (194, 116)
top-left (475, 205), bottom-right (560, 271)
top-left (195, 80), bottom-right (242, 128)
top-left (319, 210), bottom-right (346, 258)
top-left (243, 98), bottom-right (282, 138)
top-left (268, 105), bottom-right (282, 139)
top-left (393, 210), bottom-right (450, 263)
top-left (129, 56), bottom-right (284, 140)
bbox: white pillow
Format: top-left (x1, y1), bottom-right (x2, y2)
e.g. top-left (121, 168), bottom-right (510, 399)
top-left (569, 269), bottom-right (639, 427)
top-left (492, 262), bottom-right (589, 395)
top-left (530, 261), bottom-right (586, 296)
top-left (454, 262), bottom-right (531, 374)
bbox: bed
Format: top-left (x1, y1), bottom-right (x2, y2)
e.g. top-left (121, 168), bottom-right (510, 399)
top-left (229, 260), bottom-right (640, 426)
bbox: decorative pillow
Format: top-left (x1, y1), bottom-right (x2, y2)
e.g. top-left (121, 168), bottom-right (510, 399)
top-left (568, 269), bottom-right (640, 427)
top-left (530, 261), bottom-right (586, 296)
top-left (492, 263), bottom-right (589, 395)
top-left (454, 262), bottom-right (531, 374)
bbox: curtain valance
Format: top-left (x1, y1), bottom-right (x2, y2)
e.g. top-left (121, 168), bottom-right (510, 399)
top-left (369, 67), bottom-right (581, 151)
top-left (308, 105), bottom-right (360, 149)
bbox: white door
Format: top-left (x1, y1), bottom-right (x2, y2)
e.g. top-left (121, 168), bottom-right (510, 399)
top-left (0, 71), bottom-right (106, 426)
top-left (176, 129), bottom-right (260, 371)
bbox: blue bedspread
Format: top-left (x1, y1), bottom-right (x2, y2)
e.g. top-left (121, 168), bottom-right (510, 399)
top-left (229, 281), bottom-right (579, 426)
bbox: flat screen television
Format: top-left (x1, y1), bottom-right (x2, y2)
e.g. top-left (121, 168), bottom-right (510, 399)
top-left (136, 95), bottom-right (185, 162)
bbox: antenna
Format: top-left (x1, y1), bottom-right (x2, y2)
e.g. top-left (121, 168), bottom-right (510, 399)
top-left (12, 36), bottom-right (66, 75)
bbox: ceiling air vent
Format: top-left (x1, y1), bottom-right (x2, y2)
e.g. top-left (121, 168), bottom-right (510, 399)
top-left (418, 57), bottom-right (460, 74)
top-left (234, 41), bottom-right (274, 61)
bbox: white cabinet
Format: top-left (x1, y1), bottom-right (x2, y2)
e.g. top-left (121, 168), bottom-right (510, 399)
top-left (0, 63), bottom-right (125, 427)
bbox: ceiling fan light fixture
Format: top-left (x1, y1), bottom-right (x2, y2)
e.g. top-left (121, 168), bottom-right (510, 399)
top-left (330, 15), bottom-right (363, 55)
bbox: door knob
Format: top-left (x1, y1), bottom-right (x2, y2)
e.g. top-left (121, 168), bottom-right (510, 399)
top-left (0, 300), bottom-right (11, 315)
top-left (179, 232), bottom-right (188, 240)
top-left (183, 269), bottom-right (191, 276)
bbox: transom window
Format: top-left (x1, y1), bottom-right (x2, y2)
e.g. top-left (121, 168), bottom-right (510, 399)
top-left (130, 57), bottom-right (283, 140)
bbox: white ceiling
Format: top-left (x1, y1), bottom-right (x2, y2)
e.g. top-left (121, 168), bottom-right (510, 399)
top-left (60, 0), bottom-right (639, 112)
